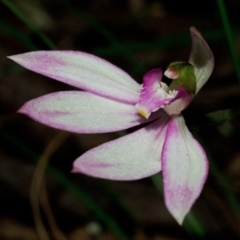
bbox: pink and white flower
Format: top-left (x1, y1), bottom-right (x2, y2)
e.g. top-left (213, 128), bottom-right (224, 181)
top-left (8, 27), bottom-right (214, 224)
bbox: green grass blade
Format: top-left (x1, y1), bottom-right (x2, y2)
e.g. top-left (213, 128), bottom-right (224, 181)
top-left (0, 20), bottom-right (38, 50)
top-left (1, 0), bottom-right (57, 50)
top-left (216, 0), bottom-right (240, 84)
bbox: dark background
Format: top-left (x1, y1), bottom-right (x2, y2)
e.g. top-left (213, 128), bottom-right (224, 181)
top-left (1, 0), bottom-right (240, 239)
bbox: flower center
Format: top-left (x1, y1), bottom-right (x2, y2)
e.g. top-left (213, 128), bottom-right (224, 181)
top-left (136, 62), bottom-right (196, 118)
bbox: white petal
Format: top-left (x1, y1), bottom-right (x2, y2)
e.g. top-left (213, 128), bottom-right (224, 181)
top-left (163, 87), bottom-right (192, 115)
top-left (162, 115), bottom-right (208, 224)
top-left (8, 51), bottom-right (141, 103)
top-left (19, 91), bottom-right (157, 133)
top-left (73, 114), bottom-right (170, 180)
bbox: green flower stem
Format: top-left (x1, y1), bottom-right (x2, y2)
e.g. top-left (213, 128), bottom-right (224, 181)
top-left (0, 128), bottom-right (131, 240)
top-left (216, 0), bottom-right (240, 85)
top-left (1, 0), bottom-right (57, 50)
top-left (151, 174), bottom-right (206, 237)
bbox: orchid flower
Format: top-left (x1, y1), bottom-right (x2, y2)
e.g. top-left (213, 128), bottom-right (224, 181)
top-left (8, 27), bottom-right (214, 224)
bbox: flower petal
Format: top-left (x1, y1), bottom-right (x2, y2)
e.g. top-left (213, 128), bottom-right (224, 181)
top-left (136, 69), bottom-right (175, 118)
top-left (163, 87), bottom-right (192, 115)
top-left (19, 91), bottom-right (158, 133)
top-left (162, 115), bottom-right (208, 224)
top-left (189, 27), bottom-right (214, 93)
top-left (73, 114), bottom-right (170, 180)
top-left (8, 51), bottom-right (140, 103)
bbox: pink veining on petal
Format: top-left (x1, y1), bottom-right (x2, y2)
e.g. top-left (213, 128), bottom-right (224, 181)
top-left (8, 51), bottom-right (141, 104)
top-left (18, 91), bottom-right (160, 134)
top-left (72, 113), bottom-right (170, 180)
top-left (162, 115), bottom-right (208, 224)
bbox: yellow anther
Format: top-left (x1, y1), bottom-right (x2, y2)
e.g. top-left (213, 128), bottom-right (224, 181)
top-left (138, 108), bottom-right (148, 119)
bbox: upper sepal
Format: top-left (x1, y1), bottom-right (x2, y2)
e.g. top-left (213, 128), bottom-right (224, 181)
top-left (189, 27), bottom-right (214, 93)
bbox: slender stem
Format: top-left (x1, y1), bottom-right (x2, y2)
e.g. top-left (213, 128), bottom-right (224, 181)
top-left (216, 0), bottom-right (240, 84)
top-left (0, 128), bottom-right (131, 240)
top-left (216, 0), bottom-right (240, 221)
top-left (30, 132), bottom-right (68, 240)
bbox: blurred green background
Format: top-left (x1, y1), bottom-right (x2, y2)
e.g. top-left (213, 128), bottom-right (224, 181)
top-left (1, 0), bottom-right (240, 239)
